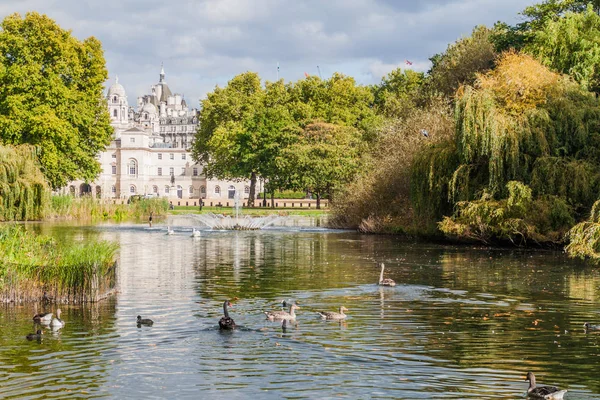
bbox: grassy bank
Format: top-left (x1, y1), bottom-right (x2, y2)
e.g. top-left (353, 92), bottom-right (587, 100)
top-left (48, 195), bottom-right (168, 221)
top-left (0, 224), bottom-right (118, 303)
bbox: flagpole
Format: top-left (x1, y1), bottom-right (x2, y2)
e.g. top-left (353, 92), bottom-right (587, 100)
top-left (277, 62), bottom-right (280, 80)
top-left (317, 65), bottom-right (322, 79)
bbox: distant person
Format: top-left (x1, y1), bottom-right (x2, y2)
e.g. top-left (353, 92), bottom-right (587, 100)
top-left (169, 201), bottom-right (174, 210)
top-left (199, 200), bottom-right (203, 211)
top-left (148, 211), bottom-right (153, 227)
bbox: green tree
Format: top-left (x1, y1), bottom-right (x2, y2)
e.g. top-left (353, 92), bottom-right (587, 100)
top-left (526, 5), bottom-right (600, 92)
top-left (279, 122), bottom-right (364, 209)
top-left (371, 68), bottom-right (424, 119)
top-left (0, 12), bottom-right (112, 189)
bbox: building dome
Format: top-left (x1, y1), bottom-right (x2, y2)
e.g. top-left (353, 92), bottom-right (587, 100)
top-left (108, 76), bottom-right (126, 98)
top-left (142, 102), bottom-right (157, 114)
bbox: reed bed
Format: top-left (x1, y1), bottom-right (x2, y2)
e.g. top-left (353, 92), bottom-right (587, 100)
top-left (0, 224), bottom-right (118, 303)
top-left (48, 195), bottom-right (168, 221)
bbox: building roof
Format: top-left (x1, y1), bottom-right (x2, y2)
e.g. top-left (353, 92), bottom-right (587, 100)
top-left (158, 82), bottom-right (172, 103)
top-left (122, 126), bottom-right (147, 135)
top-left (108, 76), bottom-right (126, 97)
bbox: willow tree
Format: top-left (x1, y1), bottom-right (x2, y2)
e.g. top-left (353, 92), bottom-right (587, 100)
top-left (0, 144), bottom-right (50, 221)
top-left (412, 52), bottom-right (600, 243)
top-left (0, 12), bottom-right (113, 189)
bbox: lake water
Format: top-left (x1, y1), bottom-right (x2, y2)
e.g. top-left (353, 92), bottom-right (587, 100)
top-left (1, 216), bottom-right (600, 399)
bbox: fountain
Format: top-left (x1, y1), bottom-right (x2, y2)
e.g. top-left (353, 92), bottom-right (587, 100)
top-left (193, 193), bottom-right (281, 230)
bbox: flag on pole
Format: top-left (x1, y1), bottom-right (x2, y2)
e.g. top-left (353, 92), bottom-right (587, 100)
top-left (304, 72), bottom-right (309, 78)
top-left (405, 60), bottom-right (413, 66)
top-left (277, 62), bottom-right (280, 72)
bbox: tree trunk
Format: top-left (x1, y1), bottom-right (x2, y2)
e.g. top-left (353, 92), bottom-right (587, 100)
top-left (316, 192), bottom-right (321, 209)
top-left (271, 191), bottom-right (275, 208)
top-left (248, 172), bottom-right (256, 207)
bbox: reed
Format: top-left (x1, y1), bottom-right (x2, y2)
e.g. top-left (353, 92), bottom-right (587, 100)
top-left (0, 224), bottom-right (118, 303)
top-left (48, 196), bottom-right (168, 221)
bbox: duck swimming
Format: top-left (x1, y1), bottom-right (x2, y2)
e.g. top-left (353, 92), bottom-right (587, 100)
top-left (583, 322), bottom-right (600, 331)
top-left (525, 371), bottom-right (567, 399)
top-left (378, 263), bottom-right (396, 286)
top-left (219, 300), bottom-right (236, 330)
top-left (49, 308), bottom-right (64, 329)
top-left (264, 304), bottom-right (300, 321)
top-left (317, 306), bottom-right (348, 320)
top-left (137, 315), bottom-right (154, 326)
top-left (32, 304), bottom-right (52, 324)
top-left (26, 329), bottom-right (43, 341)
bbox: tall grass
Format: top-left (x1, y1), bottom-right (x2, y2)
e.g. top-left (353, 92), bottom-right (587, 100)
top-left (0, 224), bottom-right (118, 303)
top-left (48, 195), bottom-right (168, 221)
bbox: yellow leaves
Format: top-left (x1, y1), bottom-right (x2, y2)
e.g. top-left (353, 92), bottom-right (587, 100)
top-left (477, 52), bottom-right (561, 115)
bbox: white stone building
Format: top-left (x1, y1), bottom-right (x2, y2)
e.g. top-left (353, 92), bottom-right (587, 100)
top-left (65, 67), bottom-right (256, 204)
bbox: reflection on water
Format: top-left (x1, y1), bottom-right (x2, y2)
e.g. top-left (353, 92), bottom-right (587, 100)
top-left (2, 218), bottom-right (600, 399)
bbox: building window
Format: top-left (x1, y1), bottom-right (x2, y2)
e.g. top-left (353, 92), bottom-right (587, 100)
top-left (112, 165), bottom-right (116, 175)
top-left (169, 167), bottom-right (174, 176)
top-left (113, 109), bottom-right (117, 117)
top-left (128, 159), bottom-right (137, 175)
top-left (200, 186), bottom-right (206, 195)
top-left (193, 168), bottom-right (198, 176)
top-left (153, 185), bottom-right (158, 193)
top-left (113, 96), bottom-right (117, 103)
top-left (111, 185), bottom-right (116, 194)
top-left (157, 167), bottom-right (162, 176)
top-left (165, 186), bottom-right (170, 194)
top-left (215, 185), bottom-right (221, 195)
top-left (182, 154), bottom-right (186, 160)
top-left (112, 154), bottom-right (117, 159)
top-left (244, 186), bottom-right (250, 194)
top-left (130, 137), bottom-right (135, 143)
top-left (130, 185), bottom-right (136, 194)
top-left (189, 186), bottom-right (194, 194)
top-left (158, 153), bottom-right (162, 160)
top-left (170, 153), bottom-right (174, 160)
top-left (181, 167), bottom-right (185, 175)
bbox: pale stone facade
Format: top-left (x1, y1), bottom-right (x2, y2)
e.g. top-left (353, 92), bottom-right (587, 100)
top-left (63, 67), bottom-right (255, 202)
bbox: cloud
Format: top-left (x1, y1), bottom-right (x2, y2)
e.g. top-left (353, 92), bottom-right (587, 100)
top-left (0, 0), bottom-right (537, 106)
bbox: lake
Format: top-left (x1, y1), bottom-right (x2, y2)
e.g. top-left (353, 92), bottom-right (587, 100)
top-left (1, 216), bottom-right (599, 399)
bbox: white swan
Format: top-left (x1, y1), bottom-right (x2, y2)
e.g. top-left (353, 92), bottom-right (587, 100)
top-left (378, 263), bottom-right (396, 286)
top-left (191, 228), bottom-right (201, 237)
top-left (166, 226), bottom-right (175, 235)
top-left (50, 308), bottom-right (64, 329)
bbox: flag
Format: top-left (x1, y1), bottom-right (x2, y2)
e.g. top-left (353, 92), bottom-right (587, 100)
top-left (304, 72), bottom-right (309, 78)
top-left (405, 60), bottom-right (413, 66)
top-left (277, 62), bottom-right (280, 71)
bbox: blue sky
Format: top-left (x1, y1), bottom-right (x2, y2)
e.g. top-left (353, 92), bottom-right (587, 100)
top-left (0, 0), bottom-right (537, 108)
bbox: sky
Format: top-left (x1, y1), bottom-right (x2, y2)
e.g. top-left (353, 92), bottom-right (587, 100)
top-left (0, 0), bottom-right (537, 109)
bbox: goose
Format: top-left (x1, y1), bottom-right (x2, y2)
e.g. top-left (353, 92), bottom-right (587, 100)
top-left (583, 322), bottom-right (600, 331)
top-left (525, 372), bottom-right (567, 399)
top-left (137, 315), bottom-right (154, 326)
top-left (26, 329), bottom-right (43, 341)
top-left (191, 228), bottom-right (201, 237)
top-left (317, 306), bottom-right (348, 320)
top-left (219, 300), bottom-right (236, 330)
top-left (49, 309), bottom-right (64, 329)
top-left (166, 226), bottom-right (175, 235)
top-left (378, 263), bottom-right (396, 286)
top-left (264, 304), bottom-right (300, 321)
top-left (32, 304), bottom-right (52, 324)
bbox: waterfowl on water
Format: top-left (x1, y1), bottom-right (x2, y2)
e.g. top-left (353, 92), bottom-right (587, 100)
top-left (281, 319), bottom-right (288, 333)
top-left (191, 228), bottom-right (201, 237)
top-left (264, 304), bottom-right (300, 321)
top-left (219, 300), bottom-right (236, 330)
top-left (137, 315), bottom-right (154, 326)
top-left (281, 299), bottom-right (291, 308)
top-left (166, 226), bottom-right (175, 235)
top-left (525, 371), bottom-right (567, 399)
top-left (26, 329), bottom-right (43, 341)
top-left (583, 322), bottom-right (600, 331)
top-left (49, 309), bottom-right (64, 329)
top-left (378, 263), bottom-right (396, 287)
top-left (317, 306), bottom-right (348, 320)
top-left (32, 304), bottom-right (53, 324)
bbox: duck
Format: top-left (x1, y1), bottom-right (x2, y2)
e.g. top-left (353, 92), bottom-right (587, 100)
top-left (525, 371), bottom-right (567, 399)
top-left (137, 315), bottom-right (154, 326)
top-left (191, 228), bottom-right (201, 237)
top-left (166, 226), bottom-right (175, 235)
top-left (378, 263), bottom-right (396, 286)
top-left (32, 304), bottom-right (53, 324)
top-left (49, 308), bottom-right (64, 329)
top-left (583, 322), bottom-right (600, 331)
top-left (26, 329), bottom-right (43, 341)
top-left (317, 306), bottom-right (348, 320)
top-left (264, 304), bottom-right (300, 321)
top-left (219, 300), bottom-right (236, 330)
